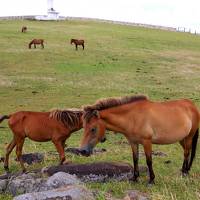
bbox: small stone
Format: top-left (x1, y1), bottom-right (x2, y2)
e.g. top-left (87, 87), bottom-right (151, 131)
top-left (123, 190), bottom-right (150, 200)
top-left (0, 179), bottom-right (8, 192)
top-left (46, 172), bottom-right (80, 189)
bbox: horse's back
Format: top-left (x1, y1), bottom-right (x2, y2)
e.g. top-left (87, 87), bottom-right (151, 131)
top-left (144, 99), bottom-right (199, 144)
top-left (72, 39), bottom-right (84, 44)
top-left (8, 111), bottom-right (49, 134)
top-left (31, 39), bottom-right (44, 44)
top-left (8, 111), bottom-right (65, 141)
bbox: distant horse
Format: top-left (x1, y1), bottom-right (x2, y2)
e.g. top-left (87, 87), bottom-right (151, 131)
top-left (80, 95), bottom-right (199, 184)
top-left (0, 109), bottom-right (83, 172)
top-left (71, 39), bottom-right (84, 50)
top-left (21, 26), bottom-right (27, 33)
top-left (29, 39), bottom-right (44, 49)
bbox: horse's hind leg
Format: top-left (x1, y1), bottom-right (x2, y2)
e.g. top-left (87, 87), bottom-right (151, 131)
top-left (61, 139), bottom-right (66, 149)
top-left (130, 143), bottom-right (139, 182)
top-left (143, 139), bottom-right (155, 184)
top-left (41, 43), bottom-right (44, 49)
top-left (34, 44), bottom-right (36, 48)
top-left (179, 137), bottom-right (192, 175)
top-left (4, 138), bottom-right (16, 171)
top-left (16, 137), bottom-right (26, 172)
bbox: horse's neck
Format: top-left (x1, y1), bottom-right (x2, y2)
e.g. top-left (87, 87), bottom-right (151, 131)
top-left (70, 115), bottom-right (83, 132)
top-left (100, 108), bottom-right (128, 133)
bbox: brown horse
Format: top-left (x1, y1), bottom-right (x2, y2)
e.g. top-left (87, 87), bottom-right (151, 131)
top-left (80, 95), bottom-right (199, 184)
top-left (29, 39), bottom-right (44, 49)
top-left (0, 109), bottom-right (83, 172)
top-left (70, 39), bottom-right (84, 50)
top-left (21, 26), bottom-right (27, 33)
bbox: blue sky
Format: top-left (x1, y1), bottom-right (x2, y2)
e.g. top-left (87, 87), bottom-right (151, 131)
top-left (0, 0), bottom-right (199, 32)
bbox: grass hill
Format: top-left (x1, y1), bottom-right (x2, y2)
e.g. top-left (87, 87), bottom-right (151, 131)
top-left (0, 19), bottom-right (200, 200)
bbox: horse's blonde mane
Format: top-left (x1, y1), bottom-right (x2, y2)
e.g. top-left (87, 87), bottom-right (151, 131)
top-left (49, 108), bottom-right (83, 130)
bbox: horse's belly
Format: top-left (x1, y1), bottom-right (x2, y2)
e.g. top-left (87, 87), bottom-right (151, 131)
top-left (25, 125), bottom-right (53, 141)
top-left (26, 131), bottom-right (52, 142)
top-left (152, 129), bottom-right (190, 144)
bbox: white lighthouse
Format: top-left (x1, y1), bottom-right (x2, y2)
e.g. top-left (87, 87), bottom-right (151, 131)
top-left (47, 0), bottom-right (59, 20)
top-left (35, 0), bottom-right (59, 20)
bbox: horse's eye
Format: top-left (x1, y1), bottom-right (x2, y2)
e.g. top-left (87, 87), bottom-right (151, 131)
top-left (90, 127), bottom-right (97, 134)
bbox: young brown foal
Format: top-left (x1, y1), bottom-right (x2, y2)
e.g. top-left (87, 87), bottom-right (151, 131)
top-left (29, 39), bottom-right (44, 49)
top-left (70, 39), bottom-right (85, 50)
top-left (21, 26), bottom-right (27, 33)
top-left (0, 109), bottom-right (83, 172)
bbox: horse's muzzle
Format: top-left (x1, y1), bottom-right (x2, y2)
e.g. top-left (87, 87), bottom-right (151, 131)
top-left (100, 137), bottom-right (106, 143)
top-left (79, 146), bottom-right (93, 157)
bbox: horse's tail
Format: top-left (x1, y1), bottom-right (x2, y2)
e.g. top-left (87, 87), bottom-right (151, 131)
top-left (0, 115), bottom-right (10, 123)
top-left (188, 128), bottom-right (199, 170)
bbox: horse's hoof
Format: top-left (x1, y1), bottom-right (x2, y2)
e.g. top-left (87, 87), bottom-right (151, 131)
top-left (4, 166), bottom-right (9, 171)
top-left (4, 166), bottom-right (10, 174)
top-left (129, 177), bottom-right (139, 183)
top-left (147, 180), bottom-right (155, 186)
top-left (182, 172), bottom-right (189, 177)
top-left (22, 168), bottom-right (27, 173)
top-left (63, 160), bottom-right (72, 165)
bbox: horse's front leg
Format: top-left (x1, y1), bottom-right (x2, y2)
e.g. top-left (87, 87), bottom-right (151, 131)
top-left (143, 139), bottom-right (155, 184)
top-left (75, 44), bottom-right (78, 50)
top-left (34, 44), bottom-right (36, 48)
top-left (52, 139), bottom-right (71, 165)
top-left (16, 137), bottom-right (26, 172)
top-left (130, 143), bottom-right (139, 182)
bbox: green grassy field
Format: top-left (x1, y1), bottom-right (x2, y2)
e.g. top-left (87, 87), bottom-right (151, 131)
top-left (0, 19), bottom-right (200, 200)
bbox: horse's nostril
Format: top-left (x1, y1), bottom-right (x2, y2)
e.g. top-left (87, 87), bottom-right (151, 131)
top-left (81, 150), bottom-right (87, 154)
top-left (100, 137), bottom-right (106, 143)
top-left (80, 149), bottom-right (91, 157)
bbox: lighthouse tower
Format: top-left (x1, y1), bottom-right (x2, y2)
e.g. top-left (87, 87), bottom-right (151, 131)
top-left (47, 0), bottom-right (59, 20)
top-left (35, 0), bottom-right (60, 20)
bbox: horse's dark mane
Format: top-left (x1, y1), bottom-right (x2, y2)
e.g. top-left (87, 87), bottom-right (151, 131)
top-left (49, 109), bottom-right (83, 130)
top-left (83, 95), bottom-right (148, 122)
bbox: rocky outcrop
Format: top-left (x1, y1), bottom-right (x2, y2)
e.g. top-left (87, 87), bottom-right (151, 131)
top-left (0, 162), bottom-right (149, 200)
top-left (5, 172), bottom-right (80, 196)
top-left (14, 185), bottom-right (94, 200)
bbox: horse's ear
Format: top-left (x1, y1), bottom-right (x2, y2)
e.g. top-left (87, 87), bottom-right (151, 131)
top-left (93, 110), bottom-right (100, 118)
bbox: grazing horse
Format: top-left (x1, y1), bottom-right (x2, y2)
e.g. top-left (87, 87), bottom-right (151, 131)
top-left (29, 39), bottom-right (44, 49)
top-left (80, 95), bottom-right (199, 184)
top-left (21, 26), bottom-right (27, 33)
top-left (70, 39), bottom-right (84, 50)
top-left (0, 109), bottom-right (83, 172)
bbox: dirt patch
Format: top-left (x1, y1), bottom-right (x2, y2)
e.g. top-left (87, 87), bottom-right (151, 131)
top-left (65, 147), bottom-right (106, 155)
top-left (140, 150), bottom-right (167, 157)
top-left (0, 75), bottom-right (14, 87)
top-left (0, 153), bottom-right (44, 165)
top-left (45, 162), bottom-right (147, 182)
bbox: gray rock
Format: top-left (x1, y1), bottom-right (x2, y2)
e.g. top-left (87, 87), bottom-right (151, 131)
top-left (0, 179), bottom-right (8, 192)
top-left (6, 173), bottom-right (45, 196)
top-left (6, 172), bottom-right (81, 196)
top-left (13, 185), bottom-right (95, 200)
top-left (46, 172), bottom-right (80, 188)
top-left (123, 190), bottom-right (150, 200)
